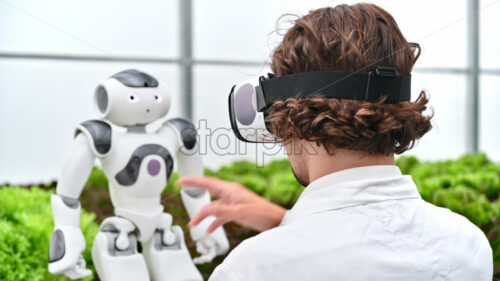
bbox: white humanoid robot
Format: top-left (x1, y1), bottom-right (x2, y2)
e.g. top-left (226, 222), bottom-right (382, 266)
top-left (48, 69), bottom-right (229, 281)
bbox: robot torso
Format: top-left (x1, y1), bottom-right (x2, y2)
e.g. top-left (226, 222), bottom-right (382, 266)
top-left (75, 119), bottom-right (193, 241)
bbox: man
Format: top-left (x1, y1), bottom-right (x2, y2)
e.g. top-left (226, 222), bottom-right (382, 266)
top-left (177, 3), bottom-right (493, 281)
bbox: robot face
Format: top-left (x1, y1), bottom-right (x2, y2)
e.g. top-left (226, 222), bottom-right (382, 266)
top-left (94, 70), bottom-right (171, 126)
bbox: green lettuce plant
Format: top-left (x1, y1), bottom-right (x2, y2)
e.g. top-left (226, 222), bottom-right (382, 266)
top-left (0, 187), bottom-right (99, 281)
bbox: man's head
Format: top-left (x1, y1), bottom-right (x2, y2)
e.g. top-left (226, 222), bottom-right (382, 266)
top-left (266, 4), bottom-right (432, 185)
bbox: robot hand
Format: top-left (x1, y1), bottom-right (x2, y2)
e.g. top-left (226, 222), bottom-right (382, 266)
top-left (48, 226), bottom-right (91, 279)
top-left (192, 225), bottom-right (230, 264)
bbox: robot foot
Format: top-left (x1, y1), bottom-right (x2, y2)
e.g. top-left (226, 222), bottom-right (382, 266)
top-left (92, 217), bottom-right (150, 281)
top-left (143, 213), bottom-right (203, 281)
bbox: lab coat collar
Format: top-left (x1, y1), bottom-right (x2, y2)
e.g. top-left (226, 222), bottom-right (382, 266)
top-left (284, 165), bottom-right (421, 224)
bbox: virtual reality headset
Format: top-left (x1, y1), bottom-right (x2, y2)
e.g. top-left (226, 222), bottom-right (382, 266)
top-left (228, 66), bottom-right (411, 143)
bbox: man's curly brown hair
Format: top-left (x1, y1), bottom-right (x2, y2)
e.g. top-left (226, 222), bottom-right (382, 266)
top-left (266, 3), bottom-right (432, 155)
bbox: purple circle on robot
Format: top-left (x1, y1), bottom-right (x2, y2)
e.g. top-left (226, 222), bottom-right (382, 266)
top-left (147, 159), bottom-right (161, 176)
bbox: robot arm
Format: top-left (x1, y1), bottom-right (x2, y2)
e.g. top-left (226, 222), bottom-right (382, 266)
top-left (167, 118), bottom-right (230, 263)
top-left (49, 133), bottom-right (96, 279)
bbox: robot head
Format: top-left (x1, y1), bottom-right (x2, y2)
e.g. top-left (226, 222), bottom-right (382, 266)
top-left (94, 69), bottom-right (171, 126)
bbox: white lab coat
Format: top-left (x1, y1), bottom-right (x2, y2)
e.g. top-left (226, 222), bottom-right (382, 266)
top-left (209, 165), bottom-right (493, 281)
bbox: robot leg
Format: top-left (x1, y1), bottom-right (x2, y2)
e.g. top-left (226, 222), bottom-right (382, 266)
top-left (143, 213), bottom-right (203, 281)
top-left (92, 217), bottom-right (150, 281)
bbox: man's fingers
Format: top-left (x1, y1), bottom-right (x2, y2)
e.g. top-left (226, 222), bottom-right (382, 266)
top-left (207, 217), bottom-right (228, 234)
top-left (188, 201), bottom-right (229, 227)
top-left (177, 176), bottom-right (230, 197)
top-left (188, 203), bottom-right (212, 227)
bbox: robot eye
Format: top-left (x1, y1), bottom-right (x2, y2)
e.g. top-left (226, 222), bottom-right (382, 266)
top-left (154, 93), bottom-right (162, 103)
top-left (128, 93), bottom-right (139, 103)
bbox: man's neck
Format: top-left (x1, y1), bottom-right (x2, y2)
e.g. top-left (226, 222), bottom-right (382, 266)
top-left (306, 147), bottom-right (395, 184)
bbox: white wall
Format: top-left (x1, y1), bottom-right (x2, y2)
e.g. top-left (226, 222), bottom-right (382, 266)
top-left (0, 0), bottom-right (179, 57)
top-left (193, 0), bottom-right (468, 68)
top-left (0, 0), bottom-right (499, 185)
top-left (0, 0), bottom-right (181, 184)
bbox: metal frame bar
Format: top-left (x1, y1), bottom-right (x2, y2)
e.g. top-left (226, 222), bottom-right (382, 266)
top-left (179, 0), bottom-right (193, 119)
top-left (0, 52), bottom-right (262, 66)
top-left (2, 52), bottom-right (499, 75)
top-left (0, 52), bottom-right (180, 64)
top-left (466, 0), bottom-right (480, 153)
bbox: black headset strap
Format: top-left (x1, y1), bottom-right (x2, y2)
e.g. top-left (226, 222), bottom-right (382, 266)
top-left (256, 66), bottom-right (411, 111)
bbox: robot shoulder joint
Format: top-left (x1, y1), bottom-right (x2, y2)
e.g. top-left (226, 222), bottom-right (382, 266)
top-left (75, 120), bottom-right (112, 157)
top-left (166, 118), bottom-right (197, 150)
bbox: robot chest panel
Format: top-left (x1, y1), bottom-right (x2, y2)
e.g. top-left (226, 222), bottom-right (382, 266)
top-left (101, 133), bottom-right (176, 190)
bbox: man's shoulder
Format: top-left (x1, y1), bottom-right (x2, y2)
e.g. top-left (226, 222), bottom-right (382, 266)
top-left (210, 226), bottom-right (300, 280)
top-left (418, 200), bottom-right (492, 268)
top-left (419, 200), bottom-right (487, 239)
